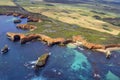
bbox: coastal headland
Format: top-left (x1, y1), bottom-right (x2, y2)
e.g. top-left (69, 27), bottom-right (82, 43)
top-left (0, 1), bottom-right (120, 58)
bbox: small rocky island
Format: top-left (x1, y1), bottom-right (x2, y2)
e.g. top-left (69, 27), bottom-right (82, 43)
top-left (35, 53), bottom-right (50, 68)
top-left (1, 45), bottom-right (9, 54)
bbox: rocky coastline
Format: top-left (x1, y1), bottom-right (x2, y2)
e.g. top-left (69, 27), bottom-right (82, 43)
top-left (6, 32), bottom-right (120, 58)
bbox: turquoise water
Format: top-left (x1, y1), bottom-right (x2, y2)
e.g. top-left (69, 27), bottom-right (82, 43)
top-left (0, 15), bottom-right (120, 80)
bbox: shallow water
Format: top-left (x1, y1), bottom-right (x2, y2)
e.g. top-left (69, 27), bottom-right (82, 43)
top-left (0, 15), bottom-right (120, 80)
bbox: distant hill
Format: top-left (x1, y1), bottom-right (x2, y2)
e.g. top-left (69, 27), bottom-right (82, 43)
top-left (43, 0), bottom-right (120, 3)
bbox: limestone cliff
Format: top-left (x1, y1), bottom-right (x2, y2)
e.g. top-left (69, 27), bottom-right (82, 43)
top-left (6, 32), bottom-right (120, 59)
top-left (72, 35), bottom-right (105, 49)
top-left (20, 34), bottom-right (40, 44)
top-left (6, 32), bottom-right (25, 41)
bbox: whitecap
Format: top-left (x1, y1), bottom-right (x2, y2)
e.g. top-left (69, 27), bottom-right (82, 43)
top-left (29, 60), bottom-right (37, 64)
top-left (78, 47), bottom-right (84, 51)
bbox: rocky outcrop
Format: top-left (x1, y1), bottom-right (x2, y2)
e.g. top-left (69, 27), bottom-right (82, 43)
top-left (19, 14), bottom-right (27, 18)
top-left (27, 16), bottom-right (42, 22)
top-left (6, 32), bottom-right (66, 46)
top-left (72, 35), bottom-right (84, 42)
top-left (20, 34), bottom-right (40, 44)
top-left (16, 24), bottom-right (37, 31)
top-left (72, 35), bottom-right (105, 49)
top-left (35, 53), bottom-right (49, 68)
top-left (13, 13), bottom-right (20, 17)
top-left (1, 45), bottom-right (9, 54)
top-left (105, 44), bottom-right (120, 49)
top-left (14, 19), bottom-right (21, 23)
top-left (83, 41), bottom-right (105, 49)
top-left (6, 32), bottom-right (25, 41)
top-left (39, 34), bottom-right (65, 46)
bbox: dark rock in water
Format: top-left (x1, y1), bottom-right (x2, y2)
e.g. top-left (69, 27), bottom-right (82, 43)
top-left (1, 45), bottom-right (9, 54)
top-left (106, 54), bottom-right (111, 59)
top-left (35, 53), bottom-right (49, 68)
top-left (14, 19), bottom-right (21, 23)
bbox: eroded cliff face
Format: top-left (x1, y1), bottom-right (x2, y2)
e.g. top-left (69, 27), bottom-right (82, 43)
top-left (16, 24), bottom-right (37, 31)
top-left (27, 16), bottom-right (42, 22)
top-left (72, 35), bottom-right (120, 58)
top-left (7, 32), bottom-right (120, 49)
top-left (13, 13), bottom-right (21, 17)
top-left (19, 14), bottom-right (27, 19)
top-left (105, 44), bottom-right (120, 49)
top-left (72, 35), bottom-right (105, 49)
top-left (20, 34), bottom-right (40, 44)
top-left (6, 32), bottom-right (120, 58)
top-left (6, 32), bottom-right (25, 41)
top-left (6, 32), bottom-right (65, 46)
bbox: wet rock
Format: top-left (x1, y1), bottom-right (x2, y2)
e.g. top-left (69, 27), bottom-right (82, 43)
top-left (35, 53), bottom-right (49, 68)
top-left (14, 19), bottom-right (21, 23)
top-left (1, 45), bottom-right (9, 54)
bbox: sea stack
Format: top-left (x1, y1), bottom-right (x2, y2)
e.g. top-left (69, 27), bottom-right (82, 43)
top-left (106, 50), bottom-right (111, 59)
top-left (35, 53), bottom-right (49, 68)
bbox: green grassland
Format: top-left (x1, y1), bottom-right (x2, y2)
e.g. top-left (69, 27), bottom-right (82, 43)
top-left (0, 0), bottom-right (120, 44)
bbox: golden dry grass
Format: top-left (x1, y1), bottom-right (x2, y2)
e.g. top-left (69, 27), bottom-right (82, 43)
top-left (24, 6), bottom-right (120, 35)
top-left (0, 0), bottom-right (15, 6)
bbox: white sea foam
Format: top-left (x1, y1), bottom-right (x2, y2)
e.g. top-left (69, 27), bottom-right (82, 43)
top-left (49, 52), bottom-right (51, 55)
top-left (29, 60), bottom-right (37, 64)
top-left (78, 47), bottom-right (84, 51)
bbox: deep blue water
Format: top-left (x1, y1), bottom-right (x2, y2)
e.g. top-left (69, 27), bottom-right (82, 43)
top-left (0, 15), bottom-right (120, 80)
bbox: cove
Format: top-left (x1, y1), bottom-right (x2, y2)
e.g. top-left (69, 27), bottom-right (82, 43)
top-left (0, 15), bottom-right (120, 80)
